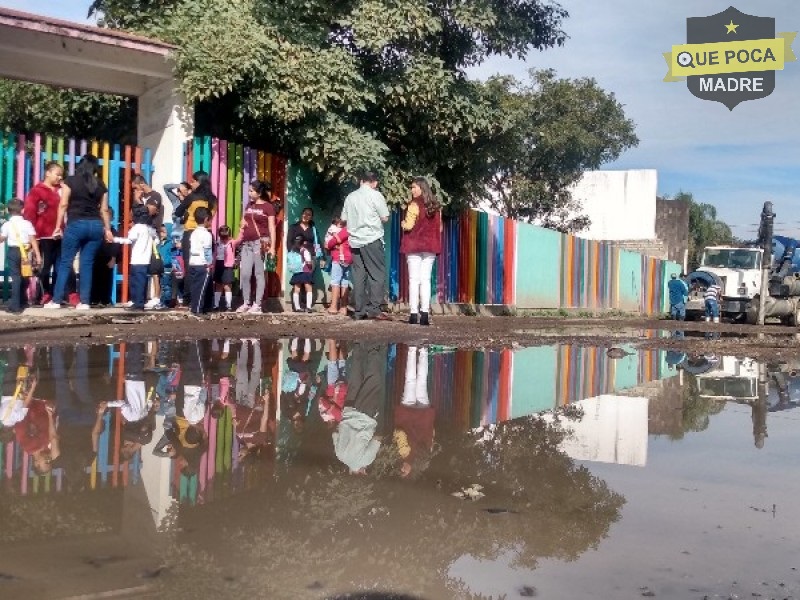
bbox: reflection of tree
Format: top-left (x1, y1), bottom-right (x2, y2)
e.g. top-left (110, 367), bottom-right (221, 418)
top-left (155, 412), bottom-right (624, 599)
top-left (671, 374), bottom-right (725, 440)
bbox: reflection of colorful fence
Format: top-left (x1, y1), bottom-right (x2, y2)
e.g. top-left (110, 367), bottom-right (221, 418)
top-left (170, 341), bottom-right (281, 505)
top-left (386, 210), bottom-right (516, 305)
top-left (386, 343), bottom-right (674, 429)
top-left (0, 408), bottom-right (141, 495)
top-left (388, 346), bottom-right (513, 430)
top-left (186, 137), bottom-right (288, 297)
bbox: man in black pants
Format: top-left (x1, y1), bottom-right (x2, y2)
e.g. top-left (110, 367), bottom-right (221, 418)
top-left (340, 171), bottom-right (391, 320)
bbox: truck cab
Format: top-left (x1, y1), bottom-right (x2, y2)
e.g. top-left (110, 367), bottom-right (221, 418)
top-left (686, 246), bottom-right (762, 321)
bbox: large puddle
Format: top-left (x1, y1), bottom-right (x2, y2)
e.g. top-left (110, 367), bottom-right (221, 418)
top-left (0, 340), bottom-right (797, 599)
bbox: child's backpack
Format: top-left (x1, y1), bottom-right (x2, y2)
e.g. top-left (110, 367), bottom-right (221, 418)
top-left (286, 250), bottom-right (304, 275)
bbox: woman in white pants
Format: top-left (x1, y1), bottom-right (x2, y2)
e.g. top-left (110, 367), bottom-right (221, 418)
top-left (400, 177), bottom-right (442, 325)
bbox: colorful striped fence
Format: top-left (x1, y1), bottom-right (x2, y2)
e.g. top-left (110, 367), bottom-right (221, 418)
top-left (0, 131), bottom-right (154, 303)
top-left (185, 137), bottom-right (288, 297)
top-left (386, 209), bottom-right (516, 306)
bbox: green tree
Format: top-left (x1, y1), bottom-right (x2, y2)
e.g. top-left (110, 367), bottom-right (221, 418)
top-left (482, 70), bottom-right (638, 231)
top-left (0, 79), bottom-right (136, 144)
top-left (1, 1), bottom-right (638, 227)
top-left (673, 191), bottom-right (735, 270)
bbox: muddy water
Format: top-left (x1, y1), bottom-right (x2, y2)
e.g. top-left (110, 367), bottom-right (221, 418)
top-left (0, 340), bottom-right (797, 600)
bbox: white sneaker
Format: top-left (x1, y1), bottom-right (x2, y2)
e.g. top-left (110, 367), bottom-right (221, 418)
top-left (248, 305), bottom-right (263, 314)
top-left (235, 303), bottom-right (251, 313)
top-left (145, 302), bottom-right (163, 311)
top-left (75, 303), bottom-right (91, 311)
top-left (145, 298), bottom-right (160, 309)
top-left (43, 302), bottom-right (62, 310)
top-left (121, 301), bottom-right (134, 308)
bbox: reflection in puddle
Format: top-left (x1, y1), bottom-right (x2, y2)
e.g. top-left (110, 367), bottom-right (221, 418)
top-left (0, 340), bottom-right (797, 599)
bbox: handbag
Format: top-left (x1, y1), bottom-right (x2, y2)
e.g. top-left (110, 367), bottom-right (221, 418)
top-left (148, 239), bottom-right (165, 275)
top-left (11, 223), bottom-right (33, 277)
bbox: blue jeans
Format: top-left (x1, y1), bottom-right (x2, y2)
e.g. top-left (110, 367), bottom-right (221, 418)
top-left (129, 264), bottom-right (149, 308)
top-left (670, 302), bottom-right (686, 320)
top-left (705, 299), bottom-right (720, 319)
top-left (53, 219), bottom-right (104, 305)
top-left (160, 271), bottom-right (173, 306)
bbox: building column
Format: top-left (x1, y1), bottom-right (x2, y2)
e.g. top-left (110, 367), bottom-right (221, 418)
top-left (137, 78), bottom-right (194, 193)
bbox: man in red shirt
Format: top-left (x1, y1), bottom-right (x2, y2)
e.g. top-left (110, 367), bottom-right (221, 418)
top-left (23, 161), bottom-right (64, 304)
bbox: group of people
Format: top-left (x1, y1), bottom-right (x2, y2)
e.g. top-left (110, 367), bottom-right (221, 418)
top-left (667, 272), bottom-right (721, 323)
top-left (2, 159), bottom-right (444, 324)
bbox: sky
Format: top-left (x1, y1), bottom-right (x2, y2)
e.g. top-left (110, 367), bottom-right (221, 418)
top-left (2, 0), bottom-right (799, 238)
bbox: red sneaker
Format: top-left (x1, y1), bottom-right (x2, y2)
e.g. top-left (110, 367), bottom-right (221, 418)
top-left (68, 292), bottom-right (80, 307)
top-left (41, 293), bottom-right (52, 305)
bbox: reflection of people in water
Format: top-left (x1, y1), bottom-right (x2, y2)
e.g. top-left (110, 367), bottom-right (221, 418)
top-left (333, 343), bottom-right (389, 475)
top-left (282, 338), bottom-right (316, 433)
top-left (234, 386), bottom-right (275, 462)
top-left (319, 340), bottom-right (347, 426)
top-left (3, 362), bottom-right (61, 474)
top-left (394, 346), bottom-right (435, 478)
top-left (107, 343), bottom-right (159, 461)
top-left (235, 338), bottom-right (262, 408)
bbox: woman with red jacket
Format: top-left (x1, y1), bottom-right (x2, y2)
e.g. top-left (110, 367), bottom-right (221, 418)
top-left (23, 161), bottom-right (63, 303)
top-left (399, 177), bottom-right (442, 326)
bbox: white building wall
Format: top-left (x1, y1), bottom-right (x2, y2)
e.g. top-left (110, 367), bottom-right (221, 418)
top-left (544, 395), bottom-right (649, 467)
top-left (571, 169), bottom-right (658, 241)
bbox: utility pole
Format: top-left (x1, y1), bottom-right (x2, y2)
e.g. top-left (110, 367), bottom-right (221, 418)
top-left (757, 201), bottom-right (775, 326)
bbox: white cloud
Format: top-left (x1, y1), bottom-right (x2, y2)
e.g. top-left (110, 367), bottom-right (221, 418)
top-left (469, 0), bottom-right (800, 230)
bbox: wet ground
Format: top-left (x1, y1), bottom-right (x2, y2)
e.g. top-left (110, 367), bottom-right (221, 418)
top-left (0, 337), bottom-right (797, 600)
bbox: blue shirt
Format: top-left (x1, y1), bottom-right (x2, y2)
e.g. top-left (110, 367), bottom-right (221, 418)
top-left (668, 278), bottom-right (688, 305)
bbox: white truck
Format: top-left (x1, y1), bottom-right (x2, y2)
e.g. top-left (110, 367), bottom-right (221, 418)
top-left (685, 246), bottom-right (763, 322)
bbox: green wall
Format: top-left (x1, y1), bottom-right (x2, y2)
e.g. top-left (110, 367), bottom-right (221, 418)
top-left (511, 346), bottom-right (558, 417)
top-left (515, 223), bottom-right (562, 309)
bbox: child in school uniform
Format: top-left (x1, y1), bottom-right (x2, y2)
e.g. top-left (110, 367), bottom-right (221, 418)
top-left (324, 214), bottom-right (352, 316)
top-left (213, 225), bottom-right (239, 311)
top-left (188, 207), bottom-right (213, 314)
top-left (157, 225), bottom-right (174, 309)
top-left (288, 234), bottom-right (314, 313)
top-left (0, 198), bottom-right (42, 314)
top-left (113, 204), bottom-right (155, 311)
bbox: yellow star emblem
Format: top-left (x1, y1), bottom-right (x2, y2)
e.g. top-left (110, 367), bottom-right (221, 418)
top-left (725, 20), bottom-right (739, 34)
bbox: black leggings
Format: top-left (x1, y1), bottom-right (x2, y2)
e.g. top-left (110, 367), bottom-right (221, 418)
top-left (38, 238), bottom-right (61, 296)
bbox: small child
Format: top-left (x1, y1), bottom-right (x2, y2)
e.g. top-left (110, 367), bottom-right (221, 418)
top-left (170, 230), bottom-right (185, 307)
top-left (188, 207), bottom-right (213, 314)
top-left (324, 215), bottom-right (352, 316)
top-left (213, 225), bottom-right (238, 311)
top-left (0, 198), bottom-right (42, 314)
top-left (113, 204), bottom-right (155, 311)
top-left (157, 225), bottom-right (174, 309)
top-left (288, 234), bottom-right (314, 313)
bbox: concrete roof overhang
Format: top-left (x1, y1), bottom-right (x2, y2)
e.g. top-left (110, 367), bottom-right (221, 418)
top-left (0, 7), bottom-right (176, 97)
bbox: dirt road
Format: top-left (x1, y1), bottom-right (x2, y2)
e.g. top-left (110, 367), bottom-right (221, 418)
top-left (0, 309), bottom-right (798, 360)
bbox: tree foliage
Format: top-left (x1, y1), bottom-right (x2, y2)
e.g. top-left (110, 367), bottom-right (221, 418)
top-left (483, 70), bottom-right (638, 231)
top-left (670, 191), bottom-right (736, 270)
top-left (0, 0), bottom-right (637, 229)
top-left (0, 80), bottom-right (136, 144)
